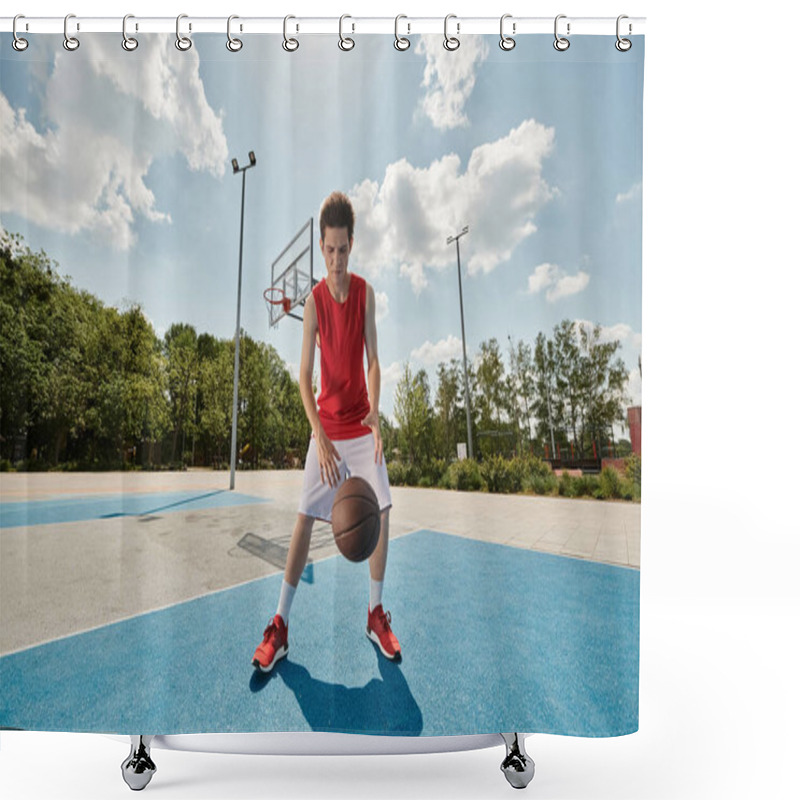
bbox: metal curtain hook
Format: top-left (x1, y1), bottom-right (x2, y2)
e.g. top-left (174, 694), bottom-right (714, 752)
top-left (283, 15), bottom-right (299, 51)
top-left (339, 14), bottom-right (355, 50)
top-left (616, 14), bottom-right (632, 51)
top-left (500, 14), bottom-right (516, 50)
top-left (175, 13), bottom-right (192, 51)
top-left (444, 13), bottom-right (460, 51)
top-left (394, 14), bottom-right (410, 51)
top-left (12, 14), bottom-right (29, 51)
top-left (63, 13), bottom-right (80, 51)
top-left (122, 14), bottom-right (138, 51)
top-left (227, 15), bottom-right (243, 51)
top-left (553, 14), bottom-right (570, 51)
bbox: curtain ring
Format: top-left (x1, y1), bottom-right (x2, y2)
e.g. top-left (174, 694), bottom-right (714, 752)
top-left (444, 14), bottom-right (460, 51)
top-left (175, 14), bottom-right (192, 51)
top-left (499, 14), bottom-right (516, 51)
top-left (615, 15), bottom-right (632, 51)
top-left (553, 14), bottom-right (570, 51)
top-left (283, 15), bottom-right (299, 51)
top-left (339, 14), bottom-right (355, 51)
top-left (12, 15), bottom-right (29, 52)
top-left (63, 13), bottom-right (80, 51)
top-left (122, 14), bottom-right (138, 51)
top-left (226, 15), bottom-right (243, 52)
top-left (394, 14), bottom-right (410, 51)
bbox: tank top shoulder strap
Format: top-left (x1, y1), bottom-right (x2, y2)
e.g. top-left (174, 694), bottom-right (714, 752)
top-left (352, 273), bottom-right (365, 306)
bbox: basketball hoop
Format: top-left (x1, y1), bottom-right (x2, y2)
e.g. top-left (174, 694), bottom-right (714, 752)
top-left (264, 287), bottom-right (292, 314)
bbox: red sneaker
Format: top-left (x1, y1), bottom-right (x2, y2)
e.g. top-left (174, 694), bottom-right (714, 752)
top-left (252, 614), bottom-right (288, 673)
top-left (366, 604), bottom-right (401, 661)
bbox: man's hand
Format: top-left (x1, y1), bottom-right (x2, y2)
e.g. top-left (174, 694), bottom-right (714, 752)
top-left (361, 408), bottom-right (384, 465)
top-left (315, 428), bottom-right (342, 487)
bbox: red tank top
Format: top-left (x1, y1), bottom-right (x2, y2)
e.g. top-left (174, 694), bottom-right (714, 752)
top-left (313, 272), bottom-right (371, 440)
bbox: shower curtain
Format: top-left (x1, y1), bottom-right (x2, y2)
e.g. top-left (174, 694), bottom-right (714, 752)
top-left (0, 23), bottom-right (643, 740)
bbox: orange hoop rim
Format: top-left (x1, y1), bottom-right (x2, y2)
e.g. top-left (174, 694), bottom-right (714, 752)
top-left (264, 287), bottom-right (292, 313)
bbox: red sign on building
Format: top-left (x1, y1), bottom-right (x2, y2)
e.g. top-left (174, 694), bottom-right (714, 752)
top-left (627, 406), bottom-right (642, 456)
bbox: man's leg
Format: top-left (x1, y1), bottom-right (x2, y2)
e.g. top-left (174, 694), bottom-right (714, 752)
top-left (368, 508), bottom-right (390, 583)
top-left (285, 512), bottom-right (316, 587)
top-left (366, 508), bottom-right (401, 660)
top-left (252, 513), bottom-right (315, 672)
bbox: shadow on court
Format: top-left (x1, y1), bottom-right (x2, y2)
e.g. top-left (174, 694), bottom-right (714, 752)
top-left (100, 490), bottom-right (227, 518)
top-left (249, 653), bottom-right (423, 736)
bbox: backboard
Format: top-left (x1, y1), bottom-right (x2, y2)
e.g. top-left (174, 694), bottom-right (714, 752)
top-left (267, 217), bottom-right (316, 327)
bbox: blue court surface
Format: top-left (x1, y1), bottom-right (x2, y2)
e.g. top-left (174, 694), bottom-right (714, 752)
top-left (0, 490), bottom-right (269, 529)
top-left (0, 530), bottom-right (639, 738)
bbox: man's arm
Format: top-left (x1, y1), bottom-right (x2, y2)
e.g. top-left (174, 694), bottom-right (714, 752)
top-left (362, 283), bottom-right (384, 464)
top-left (298, 294), bottom-right (322, 435)
top-left (300, 295), bottom-right (341, 485)
top-left (364, 283), bottom-right (380, 411)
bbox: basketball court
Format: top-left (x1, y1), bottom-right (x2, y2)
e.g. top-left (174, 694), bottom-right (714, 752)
top-left (0, 470), bottom-right (639, 737)
top-left (1, 215), bottom-right (639, 738)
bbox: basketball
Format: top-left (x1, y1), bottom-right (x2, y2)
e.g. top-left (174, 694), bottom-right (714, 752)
top-left (331, 477), bottom-right (380, 562)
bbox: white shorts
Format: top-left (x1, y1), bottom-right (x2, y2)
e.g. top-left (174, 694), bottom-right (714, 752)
top-left (298, 432), bottom-right (392, 522)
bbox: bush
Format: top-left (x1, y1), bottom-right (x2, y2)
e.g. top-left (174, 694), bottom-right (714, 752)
top-left (386, 460), bottom-right (421, 486)
top-left (444, 458), bottom-right (485, 491)
top-left (576, 474), bottom-right (601, 497)
top-left (598, 466), bottom-right (623, 499)
top-left (529, 471), bottom-right (559, 495)
top-left (620, 479), bottom-right (641, 501)
top-left (517, 456), bottom-right (557, 495)
top-left (420, 458), bottom-right (448, 488)
top-left (0, 459), bottom-right (13, 472)
top-left (625, 453), bottom-right (641, 486)
top-left (558, 471), bottom-right (576, 498)
top-left (480, 454), bottom-right (521, 493)
top-left (16, 458), bottom-right (50, 472)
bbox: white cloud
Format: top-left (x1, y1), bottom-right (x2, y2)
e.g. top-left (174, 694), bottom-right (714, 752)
top-left (382, 360), bottom-right (405, 418)
top-left (414, 34), bottom-right (489, 130)
top-left (627, 366), bottom-right (642, 407)
top-left (411, 335), bottom-right (463, 366)
top-left (616, 182), bottom-right (642, 204)
top-left (573, 320), bottom-right (642, 348)
top-left (548, 271), bottom-right (590, 302)
top-left (350, 119), bottom-right (555, 293)
top-left (527, 263), bottom-right (558, 294)
top-left (594, 322), bottom-right (635, 343)
top-left (595, 322), bottom-right (642, 351)
top-left (374, 290), bottom-right (389, 323)
top-left (527, 262), bottom-right (590, 303)
top-left (0, 34), bottom-right (227, 250)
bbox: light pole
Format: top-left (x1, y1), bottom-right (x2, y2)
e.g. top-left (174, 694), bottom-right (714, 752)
top-left (446, 225), bottom-right (474, 460)
top-left (229, 150), bottom-right (256, 490)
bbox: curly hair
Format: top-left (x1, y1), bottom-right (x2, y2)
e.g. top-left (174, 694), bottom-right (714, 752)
top-left (319, 191), bottom-right (355, 242)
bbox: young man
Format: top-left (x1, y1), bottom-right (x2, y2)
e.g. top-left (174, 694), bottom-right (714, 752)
top-left (252, 191), bottom-right (400, 673)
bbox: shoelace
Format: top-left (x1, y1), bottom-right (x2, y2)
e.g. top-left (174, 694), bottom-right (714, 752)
top-left (263, 618), bottom-right (283, 642)
top-left (373, 608), bottom-right (391, 631)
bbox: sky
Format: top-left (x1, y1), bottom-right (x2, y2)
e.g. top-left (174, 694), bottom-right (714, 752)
top-left (0, 32), bottom-right (643, 432)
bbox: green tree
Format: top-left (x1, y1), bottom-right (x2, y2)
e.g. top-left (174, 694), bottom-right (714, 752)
top-left (433, 359), bottom-right (461, 460)
top-left (238, 334), bottom-right (309, 467)
top-left (199, 342), bottom-right (233, 464)
top-left (0, 233), bottom-right (58, 462)
top-left (532, 330), bottom-right (566, 457)
top-left (574, 321), bottom-right (630, 454)
top-left (532, 320), bottom-right (630, 460)
top-left (474, 337), bottom-right (515, 457)
top-left (506, 336), bottom-right (536, 455)
top-left (393, 362), bottom-right (433, 463)
top-left (164, 323), bottom-right (199, 463)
